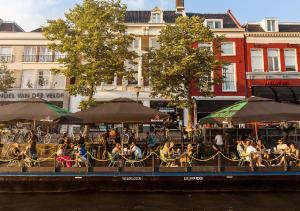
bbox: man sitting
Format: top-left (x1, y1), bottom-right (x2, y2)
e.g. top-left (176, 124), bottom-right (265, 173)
top-left (129, 142), bottom-right (142, 160)
top-left (74, 143), bottom-right (88, 167)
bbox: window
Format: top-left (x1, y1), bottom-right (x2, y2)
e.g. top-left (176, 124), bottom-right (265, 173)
top-left (24, 46), bottom-right (37, 62)
top-left (221, 42), bottom-right (235, 56)
top-left (267, 20), bottom-right (276, 32)
top-left (151, 13), bottom-right (162, 23)
top-left (21, 70), bottom-right (35, 89)
top-left (37, 70), bottom-right (50, 89)
top-left (126, 61), bottom-right (139, 85)
top-left (39, 46), bottom-right (53, 62)
top-left (54, 51), bottom-right (67, 62)
top-left (0, 47), bottom-right (13, 62)
top-left (284, 49), bottom-right (297, 71)
top-left (251, 49), bottom-right (264, 72)
top-left (203, 73), bottom-right (214, 92)
top-left (131, 38), bottom-right (140, 50)
top-left (268, 49), bottom-right (280, 71)
top-left (198, 43), bottom-right (212, 50)
top-left (52, 74), bottom-right (66, 89)
top-left (150, 38), bottom-right (160, 49)
top-left (205, 20), bottom-right (223, 29)
top-left (222, 64), bottom-right (236, 92)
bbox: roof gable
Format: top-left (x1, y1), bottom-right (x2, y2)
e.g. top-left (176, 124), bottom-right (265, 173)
top-left (0, 22), bottom-right (24, 32)
top-left (125, 11), bottom-right (239, 28)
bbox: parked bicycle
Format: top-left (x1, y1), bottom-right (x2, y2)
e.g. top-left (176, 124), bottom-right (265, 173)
top-left (36, 126), bottom-right (52, 144)
top-left (0, 127), bottom-right (30, 144)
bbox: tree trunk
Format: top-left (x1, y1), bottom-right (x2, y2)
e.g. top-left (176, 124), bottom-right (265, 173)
top-left (83, 86), bottom-right (95, 141)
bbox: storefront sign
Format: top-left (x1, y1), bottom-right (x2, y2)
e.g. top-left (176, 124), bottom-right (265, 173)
top-left (158, 107), bottom-right (176, 113)
top-left (0, 89), bottom-right (65, 101)
top-left (265, 80), bottom-right (289, 86)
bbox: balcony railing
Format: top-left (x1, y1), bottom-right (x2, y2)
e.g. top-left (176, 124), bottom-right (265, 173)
top-left (22, 54), bottom-right (66, 63)
top-left (0, 54), bottom-right (14, 63)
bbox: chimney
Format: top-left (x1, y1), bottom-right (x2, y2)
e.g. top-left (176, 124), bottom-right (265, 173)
top-left (176, 0), bottom-right (185, 13)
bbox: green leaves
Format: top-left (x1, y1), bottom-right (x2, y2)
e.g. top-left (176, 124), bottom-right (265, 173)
top-left (149, 16), bottom-right (224, 109)
top-left (43, 0), bottom-right (137, 109)
top-left (0, 62), bottom-right (15, 93)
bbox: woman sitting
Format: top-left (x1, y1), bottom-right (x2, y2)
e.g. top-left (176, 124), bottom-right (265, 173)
top-left (8, 143), bottom-right (24, 161)
top-left (245, 140), bottom-right (264, 167)
top-left (256, 139), bottom-right (270, 164)
top-left (56, 142), bottom-right (72, 167)
top-left (179, 144), bottom-right (193, 167)
top-left (281, 144), bottom-right (299, 166)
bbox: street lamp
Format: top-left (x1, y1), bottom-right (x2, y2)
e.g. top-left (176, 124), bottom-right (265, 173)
top-left (134, 86), bottom-right (142, 104)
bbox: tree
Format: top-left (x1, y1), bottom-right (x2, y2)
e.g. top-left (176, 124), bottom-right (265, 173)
top-left (43, 0), bottom-right (137, 109)
top-left (149, 16), bottom-right (225, 131)
top-left (0, 62), bottom-right (15, 93)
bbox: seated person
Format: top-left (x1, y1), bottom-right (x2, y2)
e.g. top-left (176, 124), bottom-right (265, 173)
top-left (111, 143), bottom-right (121, 159)
top-left (276, 139), bottom-right (289, 153)
top-left (8, 143), bottom-right (24, 160)
top-left (74, 143), bottom-right (88, 167)
top-left (236, 139), bottom-right (246, 159)
top-left (278, 143), bottom-right (299, 166)
top-left (180, 144), bottom-right (193, 167)
top-left (129, 142), bottom-right (142, 160)
top-left (256, 139), bottom-right (270, 161)
top-left (146, 132), bottom-right (156, 149)
top-left (56, 143), bottom-right (71, 167)
top-left (245, 140), bottom-right (263, 167)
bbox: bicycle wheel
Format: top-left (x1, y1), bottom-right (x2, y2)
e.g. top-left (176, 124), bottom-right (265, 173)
top-left (1, 134), bottom-right (8, 144)
top-left (17, 134), bottom-right (24, 144)
top-left (43, 134), bottom-right (52, 144)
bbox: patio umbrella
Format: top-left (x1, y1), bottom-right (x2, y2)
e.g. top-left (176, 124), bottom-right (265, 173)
top-left (66, 98), bottom-right (169, 124)
top-left (200, 96), bottom-right (300, 124)
top-left (0, 98), bottom-right (69, 122)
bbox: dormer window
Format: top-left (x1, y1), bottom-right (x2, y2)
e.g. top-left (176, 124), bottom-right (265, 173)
top-left (152, 13), bottom-right (161, 23)
top-left (261, 18), bottom-right (278, 32)
top-left (150, 7), bottom-right (163, 24)
top-left (205, 19), bottom-right (223, 29)
top-left (267, 20), bottom-right (276, 32)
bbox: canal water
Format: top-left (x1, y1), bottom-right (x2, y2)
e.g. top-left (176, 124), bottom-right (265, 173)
top-left (0, 192), bottom-right (299, 211)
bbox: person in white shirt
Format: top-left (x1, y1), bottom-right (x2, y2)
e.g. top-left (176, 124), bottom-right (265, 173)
top-left (245, 140), bottom-right (263, 166)
top-left (276, 139), bottom-right (289, 152)
top-left (212, 132), bottom-right (224, 152)
top-left (130, 142), bottom-right (142, 159)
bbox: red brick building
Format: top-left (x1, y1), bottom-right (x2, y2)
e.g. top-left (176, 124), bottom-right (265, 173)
top-left (190, 10), bottom-right (246, 121)
top-left (245, 18), bottom-right (300, 103)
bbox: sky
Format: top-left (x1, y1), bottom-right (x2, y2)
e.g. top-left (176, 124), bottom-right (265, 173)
top-left (1, 0), bottom-right (300, 31)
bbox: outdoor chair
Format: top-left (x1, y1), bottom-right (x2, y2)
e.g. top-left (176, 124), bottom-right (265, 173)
top-left (7, 157), bottom-right (21, 167)
top-left (107, 152), bottom-right (119, 167)
top-left (125, 155), bottom-right (144, 167)
top-left (23, 156), bottom-right (41, 168)
top-left (237, 151), bottom-right (248, 166)
top-left (159, 150), bottom-right (175, 167)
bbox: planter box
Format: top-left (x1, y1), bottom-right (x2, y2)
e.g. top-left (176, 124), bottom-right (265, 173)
top-left (91, 167), bottom-right (119, 173)
top-left (159, 167), bottom-right (187, 172)
top-left (223, 166), bottom-right (252, 172)
top-left (255, 166), bottom-right (284, 172)
top-left (0, 167), bottom-right (22, 173)
top-left (191, 166), bottom-right (218, 173)
top-left (59, 167), bottom-right (87, 173)
top-left (26, 167), bottom-right (53, 173)
top-left (122, 167), bottom-right (153, 173)
top-left (289, 166), bottom-right (300, 172)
